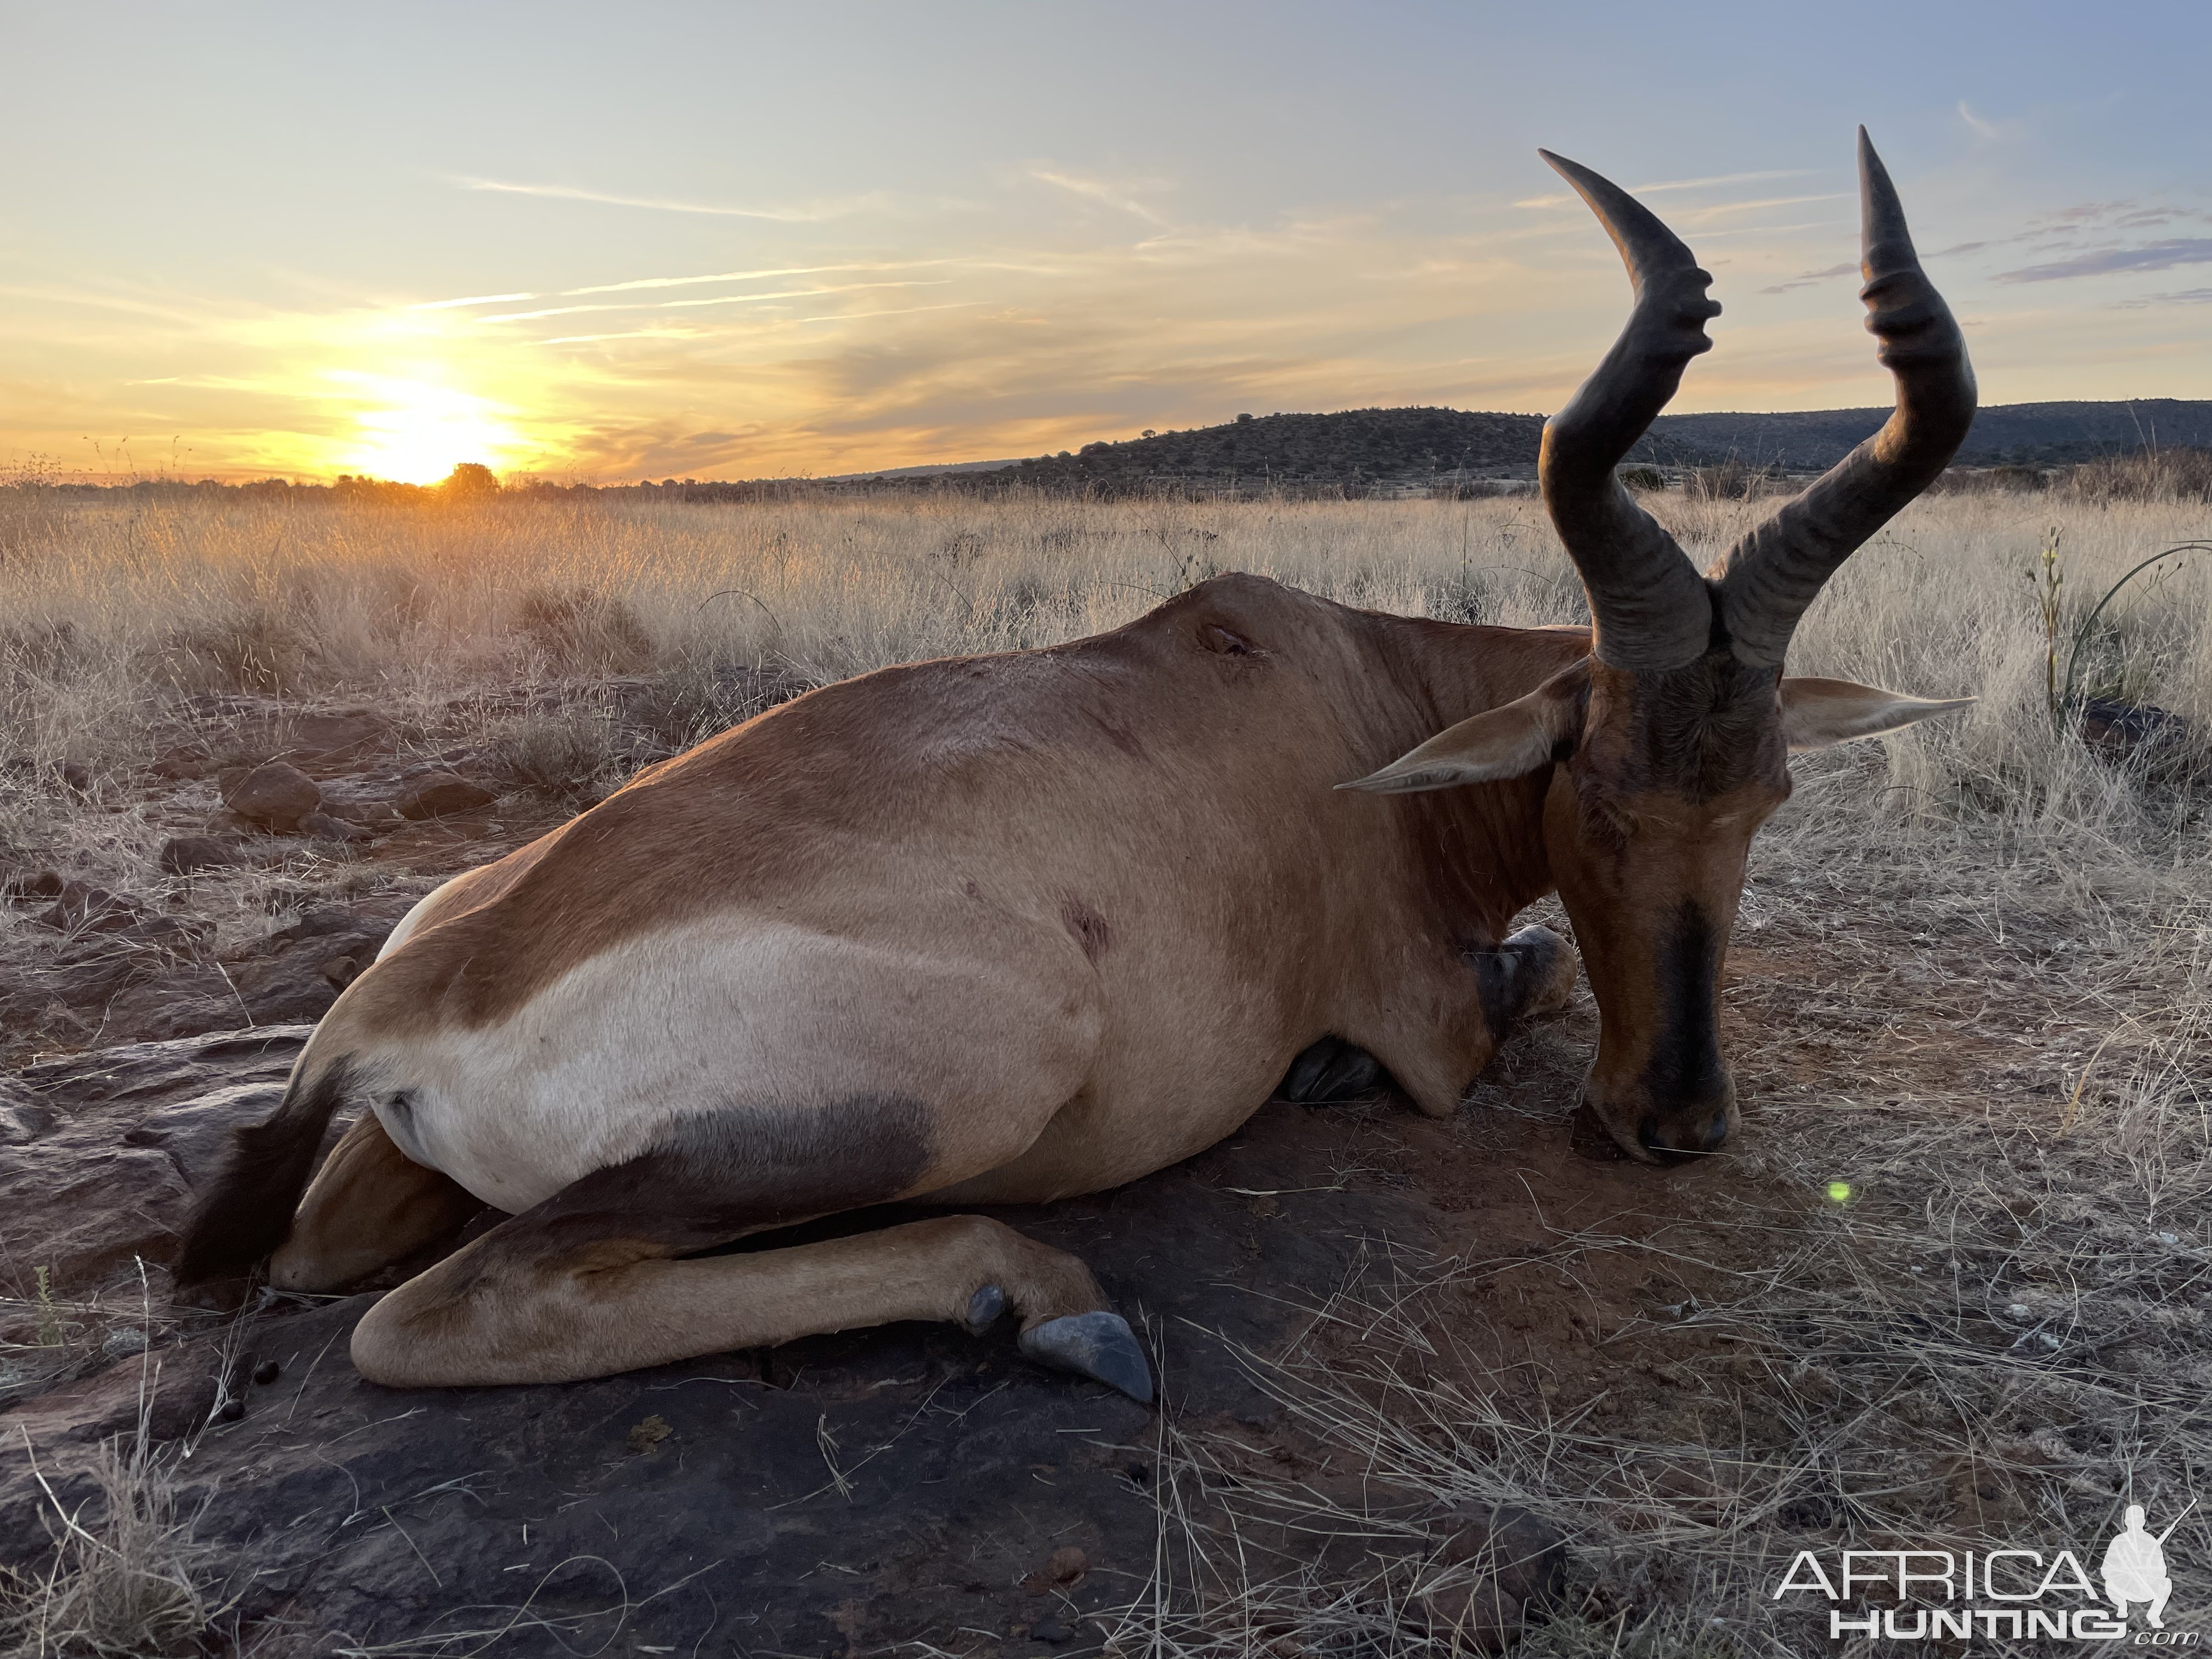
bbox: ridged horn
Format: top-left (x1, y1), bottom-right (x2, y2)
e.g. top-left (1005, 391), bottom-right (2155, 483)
top-left (1712, 129), bottom-right (1977, 668)
top-left (1536, 149), bottom-right (1720, 672)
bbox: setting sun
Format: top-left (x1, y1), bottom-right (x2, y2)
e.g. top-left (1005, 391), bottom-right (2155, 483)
top-left (330, 372), bottom-right (529, 483)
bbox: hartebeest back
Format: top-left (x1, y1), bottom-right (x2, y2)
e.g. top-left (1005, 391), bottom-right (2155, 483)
top-left (177, 132), bottom-right (1976, 1401)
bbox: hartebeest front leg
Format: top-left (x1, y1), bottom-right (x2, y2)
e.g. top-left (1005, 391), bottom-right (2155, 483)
top-left (1280, 924), bottom-right (1579, 1110)
top-left (348, 1211), bottom-right (1152, 1400)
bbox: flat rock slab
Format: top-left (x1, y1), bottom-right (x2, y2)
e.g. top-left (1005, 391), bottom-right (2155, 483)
top-left (0, 1028), bottom-right (1441, 1656)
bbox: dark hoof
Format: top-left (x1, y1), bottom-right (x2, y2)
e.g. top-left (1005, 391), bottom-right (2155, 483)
top-left (963, 1283), bottom-right (1006, 1335)
top-left (1570, 1102), bottom-right (1628, 1161)
top-left (1019, 1311), bottom-right (1154, 1404)
top-left (1279, 1036), bottom-right (1384, 1104)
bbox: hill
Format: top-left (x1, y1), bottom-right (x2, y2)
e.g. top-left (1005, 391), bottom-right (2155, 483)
top-left (966, 399), bottom-right (2212, 493)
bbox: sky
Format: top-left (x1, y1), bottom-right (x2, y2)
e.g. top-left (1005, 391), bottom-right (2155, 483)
top-left (2, 0), bottom-right (2209, 483)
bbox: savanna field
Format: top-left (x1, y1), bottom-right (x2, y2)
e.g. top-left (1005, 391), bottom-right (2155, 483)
top-left (2, 480), bottom-right (2209, 1656)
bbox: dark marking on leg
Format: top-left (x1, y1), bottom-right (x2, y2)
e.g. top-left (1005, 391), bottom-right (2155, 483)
top-left (1061, 899), bottom-right (1112, 963)
top-left (964, 1283), bottom-right (1006, 1334)
top-left (435, 1092), bottom-right (937, 1300)
top-left (176, 1059), bottom-right (357, 1285)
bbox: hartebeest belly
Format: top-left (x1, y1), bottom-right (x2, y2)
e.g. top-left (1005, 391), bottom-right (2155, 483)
top-left (178, 131), bottom-right (1981, 1401)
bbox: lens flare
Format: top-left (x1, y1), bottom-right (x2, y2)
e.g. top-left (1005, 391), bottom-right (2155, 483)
top-left (1825, 1181), bottom-right (1853, 1204)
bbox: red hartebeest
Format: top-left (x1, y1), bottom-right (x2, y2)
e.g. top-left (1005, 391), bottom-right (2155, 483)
top-left (177, 132), bottom-right (1975, 1401)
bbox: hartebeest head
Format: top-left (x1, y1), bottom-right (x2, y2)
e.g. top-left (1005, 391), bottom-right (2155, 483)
top-left (1351, 132), bottom-right (1977, 1161)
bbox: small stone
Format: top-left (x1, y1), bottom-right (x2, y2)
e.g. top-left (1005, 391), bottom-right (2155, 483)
top-left (1030, 1615), bottom-right (1074, 1645)
top-left (2005, 1302), bottom-right (2032, 1322)
top-left (222, 760), bottom-right (322, 832)
top-left (159, 836), bottom-right (250, 876)
top-left (396, 772), bottom-right (496, 820)
top-left (3, 867), bottom-right (66, 900)
top-left (37, 882), bottom-right (146, 933)
top-left (1022, 1545), bottom-right (1089, 1594)
top-left (1414, 1503), bottom-right (1566, 1653)
top-left (101, 1327), bottom-right (149, 1359)
top-left (217, 1395), bottom-right (245, 1423)
top-left (625, 1414), bottom-right (672, 1454)
top-left (252, 1359), bottom-right (280, 1386)
top-left (298, 810), bottom-right (372, 844)
top-left (321, 955), bottom-right (362, 990)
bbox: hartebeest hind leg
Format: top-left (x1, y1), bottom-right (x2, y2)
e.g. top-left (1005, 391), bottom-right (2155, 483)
top-left (348, 1209), bottom-right (1148, 1398)
top-left (267, 1111), bottom-right (482, 1293)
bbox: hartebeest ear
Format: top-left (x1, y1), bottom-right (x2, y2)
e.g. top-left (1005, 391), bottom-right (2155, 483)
top-left (1340, 667), bottom-right (1587, 794)
top-left (1779, 676), bottom-right (1975, 753)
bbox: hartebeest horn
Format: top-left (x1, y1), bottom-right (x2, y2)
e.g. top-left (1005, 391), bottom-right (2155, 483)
top-left (1712, 129), bottom-right (1977, 668)
top-left (1537, 149), bottom-right (1720, 672)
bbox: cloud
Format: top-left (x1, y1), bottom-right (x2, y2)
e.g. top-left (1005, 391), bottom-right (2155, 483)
top-left (450, 177), bottom-right (879, 222)
top-left (2111, 286), bottom-right (2212, 309)
top-left (562, 263), bottom-right (942, 297)
top-left (1996, 238), bottom-right (2212, 283)
top-left (1760, 261), bottom-right (1859, 296)
top-left (1959, 101), bottom-right (2000, 140)
top-left (405, 291), bottom-right (539, 311)
top-left (1026, 167), bottom-right (1171, 226)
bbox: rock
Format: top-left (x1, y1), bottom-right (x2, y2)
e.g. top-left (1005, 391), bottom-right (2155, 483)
top-left (159, 836), bottom-right (251, 876)
top-left (37, 882), bottom-right (147, 933)
top-left (395, 772), bottom-right (496, 820)
top-left (298, 810), bottom-right (372, 844)
top-left (1023, 1545), bottom-right (1089, 1593)
top-left (1413, 1504), bottom-right (1567, 1653)
top-left (0, 1050), bottom-right (1437, 1652)
top-left (321, 955), bottom-right (362, 989)
top-left (0, 1028), bottom-right (310, 1290)
top-left (2, 867), bottom-right (66, 900)
top-left (59, 762), bottom-right (92, 795)
top-left (1030, 1614), bottom-right (1075, 1644)
top-left (221, 760), bottom-right (321, 832)
top-left (201, 808), bottom-right (261, 837)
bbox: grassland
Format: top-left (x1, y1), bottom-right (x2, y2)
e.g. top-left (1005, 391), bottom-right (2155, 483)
top-left (1, 483), bottom-right (2208, 1655)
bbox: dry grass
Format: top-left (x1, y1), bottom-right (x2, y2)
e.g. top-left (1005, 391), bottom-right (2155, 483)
top-left (1, 1337), bottom-right (238, 1659)
top-left (2, 484), bottom-right (2208, 1650)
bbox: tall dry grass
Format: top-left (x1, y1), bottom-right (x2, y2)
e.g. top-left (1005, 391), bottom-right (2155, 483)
top-left (1, 486), bottom-right (2207, 1653)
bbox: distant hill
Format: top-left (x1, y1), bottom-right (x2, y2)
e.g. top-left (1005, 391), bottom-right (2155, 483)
top-left (996, 408), bottom-right (1544, 492)
top-left (1641, 399), bottom-right (2212, 471)
top-left (979, 400), bottom-right (2212, 493)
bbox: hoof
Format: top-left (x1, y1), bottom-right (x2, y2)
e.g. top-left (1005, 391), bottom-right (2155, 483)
top-left (963, 1283), bottom-right (1007, 1335)
top-left (1019, 1311), bottom-right (1154, 1404)
top-left (1505, 924), bottom-right (1578, 1017)
top-left (1279, 1036), bottom-right (1384, 1104)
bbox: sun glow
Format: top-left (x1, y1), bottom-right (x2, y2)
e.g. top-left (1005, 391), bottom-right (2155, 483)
top-left (330, 373), bottom-right (531, 484)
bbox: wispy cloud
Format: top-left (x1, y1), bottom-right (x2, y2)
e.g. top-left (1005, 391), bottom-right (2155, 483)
top-left (450, 176), bottom-right (881, 222)
top-left (478, 279), bottom-right (949, 324)
top-left (1997, 238), bottom-right (2212, 283)
top-left (2111, 285), bottom-right (2212, 308)
top-left (1027, 166), bottom-right (1171, 226)
top-left (1959, 100), bottom-right (2001, 140)
top-left (1517, 168), bottom-right (1814, 210)
top-left (1760, 261), bottom-right (1859, 296)
top-left (562, 262), bottom-right (940, 297)
top-left (405, 291), bottom-right (539, 311)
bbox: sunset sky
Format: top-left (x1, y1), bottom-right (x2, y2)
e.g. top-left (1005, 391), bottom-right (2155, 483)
top-left (4, 0), bottom-right (2208, 483)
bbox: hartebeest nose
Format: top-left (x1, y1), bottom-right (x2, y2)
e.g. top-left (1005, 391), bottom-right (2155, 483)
top-left (1635, 1105), bottom-right (1734, 1161)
